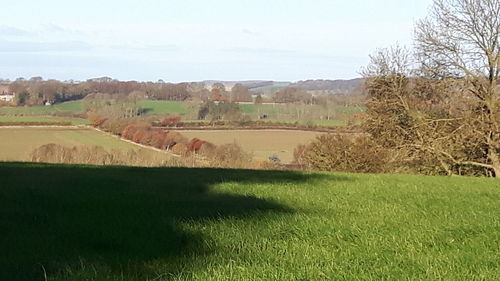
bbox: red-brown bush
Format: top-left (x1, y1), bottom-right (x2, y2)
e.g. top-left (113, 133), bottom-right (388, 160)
top-left (160, 116), bottom-right (182, 127)
top-left (89, 114), bottom-right (108, 127)
top-left (187, 138), bottom-right (208, 152)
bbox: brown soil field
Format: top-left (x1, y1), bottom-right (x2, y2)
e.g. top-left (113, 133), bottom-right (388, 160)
top-left (177, 129), bottom-right (324, 163)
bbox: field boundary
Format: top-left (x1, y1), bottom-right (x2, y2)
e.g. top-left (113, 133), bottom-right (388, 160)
top-left (0, 125), bottom-right (87, 129)
top-left (155, 126), bottom-right (363, 134)
top-left (89, 126), bottom-right (182, 158)
top-left (0, 125), bottom-right (182, 158)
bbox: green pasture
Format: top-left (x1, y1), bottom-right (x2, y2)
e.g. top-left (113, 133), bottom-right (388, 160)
top-left (1, 163), bottom-right (498, 281)
top-left (139, 100), bottom-right (188, 115)
top-left (0, 100), bottom-right (84, 115)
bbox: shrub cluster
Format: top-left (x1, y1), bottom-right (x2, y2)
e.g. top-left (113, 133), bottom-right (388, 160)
top-left (121, 123), bottom-right (188, 151)
top-left (88, 113), bottom-right (108, 127)
top-left (198, 142), bottom-right (253, 169)
top-left (294, 134), bottom-right (389, 173)
top-left (186, 138), bottom-right (215, 153)
top-left (159, 116), bottom-right (182, 127)
top-left (30, 143), bottom-right (186, 167)
top-left (91, 115), bottom-right (257, 169)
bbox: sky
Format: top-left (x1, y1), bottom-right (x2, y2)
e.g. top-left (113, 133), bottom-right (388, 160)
top-left (0, 0), bottom-right (433, 82)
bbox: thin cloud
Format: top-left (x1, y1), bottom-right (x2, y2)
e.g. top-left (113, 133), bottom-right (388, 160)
top-left (224, 47), bottom-right (297, 55)
top-left (124, 44), bottom-right (180, 52)
top-left (0, 26), bottom-right (33, 37)
top-left (0, 40), bottom-right (93, 53)
top-left (242, 28), bottom-right (258, 36)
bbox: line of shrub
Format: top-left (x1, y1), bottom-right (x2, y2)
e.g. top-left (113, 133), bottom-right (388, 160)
top-left (90, 115), bottom-right (269, 169)
top-left (153, 116), bottom-right (361, 133)
top-left (29, 143), bottom-right (186, 167)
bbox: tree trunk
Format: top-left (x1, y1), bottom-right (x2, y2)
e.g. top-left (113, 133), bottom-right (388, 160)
top-left (489, 151), bottom-right (500, 178)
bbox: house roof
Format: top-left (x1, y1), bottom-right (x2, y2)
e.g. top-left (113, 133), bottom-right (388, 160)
top-left (0, 85), bottom-right (10, 94)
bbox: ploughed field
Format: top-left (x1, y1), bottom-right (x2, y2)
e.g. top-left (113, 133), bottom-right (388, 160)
top-left (1, 162), bottom-right (499, 281)
top-left (0, 127), bottom-right (151, 161)
top-left (175, 129), bottom-right (324, 163)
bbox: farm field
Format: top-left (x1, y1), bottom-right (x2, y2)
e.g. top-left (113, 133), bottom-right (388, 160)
top-left (177, 129), bottom-right (324, 163)
top-left (1, 100), bottom-right (363, 128)
top-left (139, 100), bottom-right (189, 115)
top-left (0, 100), bottom-right (84, 115)
top-left (1, 163), bottom-right (499, 281)
top-left (0, 115), bottom-right (89, 125)
top-left (0, 127), bottom-right (152, 161)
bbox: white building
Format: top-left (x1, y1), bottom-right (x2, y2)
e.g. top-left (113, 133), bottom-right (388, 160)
top-left (0, 94), bottom-right (14, 102)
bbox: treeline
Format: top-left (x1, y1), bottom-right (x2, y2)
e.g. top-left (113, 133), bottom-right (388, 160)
top-left (5, 77), bottom-right (204, 106)
top-left (4, 76), bottom-right (366, 108)
top-left (272, 87), bottom-right (364, 108)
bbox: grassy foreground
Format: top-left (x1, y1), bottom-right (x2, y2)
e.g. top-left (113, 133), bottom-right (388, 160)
top-left (1, 163), bottom-right (499, 281)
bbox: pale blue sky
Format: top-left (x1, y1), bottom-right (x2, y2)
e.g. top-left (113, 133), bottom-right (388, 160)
top-left (1, 0), bottom-right (433, 82)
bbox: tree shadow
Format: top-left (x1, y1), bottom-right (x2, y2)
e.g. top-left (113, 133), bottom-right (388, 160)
top-left (138, 108), bottom-right (153, 115)
top-left (0, 163), bottom-right (348, 280)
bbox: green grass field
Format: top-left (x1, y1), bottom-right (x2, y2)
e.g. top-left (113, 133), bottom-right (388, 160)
top-left (314, 119), bottom-right (347, 126)
top-left (1, 100), bottom-right (361, 128)
top-left (139, 100), bottom-right (189, 115)
top-left (239, 103), bottom-right (284, 114)
top-left (1, 163), bottom-right (498, 281)
top-left (0, 100), bottom-right (84, 115)
top-left (0, 127), bottom-right (149, 161)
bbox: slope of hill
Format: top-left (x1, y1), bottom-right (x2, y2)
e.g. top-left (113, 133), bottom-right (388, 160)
top-left (202, 80), bottom-right (283, 90)
top-left (290, 78), bottom-right (364, 94)
top-left (1, 162), bottom-right (498, 281)
top-left (201, 79), bottom-right (364, 95)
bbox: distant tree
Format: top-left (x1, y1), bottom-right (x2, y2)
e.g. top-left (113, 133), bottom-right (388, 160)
top-left (197, 101), bottom-right (241, 121)
top-left (231, 83), bottom-right (252, 102)
top-left (211, 83), bottom-right (227, 101)
top-left (273, 87), bottom-right (310, 103)
top-left (254, 94), bottom-right (263, 105)
top-left (29, 76), bottom-right (43, 82)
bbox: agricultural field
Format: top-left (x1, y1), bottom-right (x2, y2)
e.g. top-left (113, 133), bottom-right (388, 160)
top-left (0, 100), bottom-right (84, 115)
top-left (177, 129), bottom-right (324, 163)
top-left (1, 163), bottom-right (498, 281)
top-left (1, 100), bottom-right (364, 128)
top-left (0, 115), bottom-right (89, 125)
top-left (0, 127), bottom-right (152, 161)
top-left (139, 100), bottom-right (189, 115)
top-left (249, 82), bottom-right (290, 94)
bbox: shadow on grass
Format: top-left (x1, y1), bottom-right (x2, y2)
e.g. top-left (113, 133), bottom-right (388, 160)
top-left (138, 108), bottom-right (153, 115)
top-left (0, 163), bottom-right (347, 280)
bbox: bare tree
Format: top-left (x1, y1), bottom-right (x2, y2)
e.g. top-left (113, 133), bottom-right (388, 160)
top-left (415, 0), bottom-right (500, 176)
